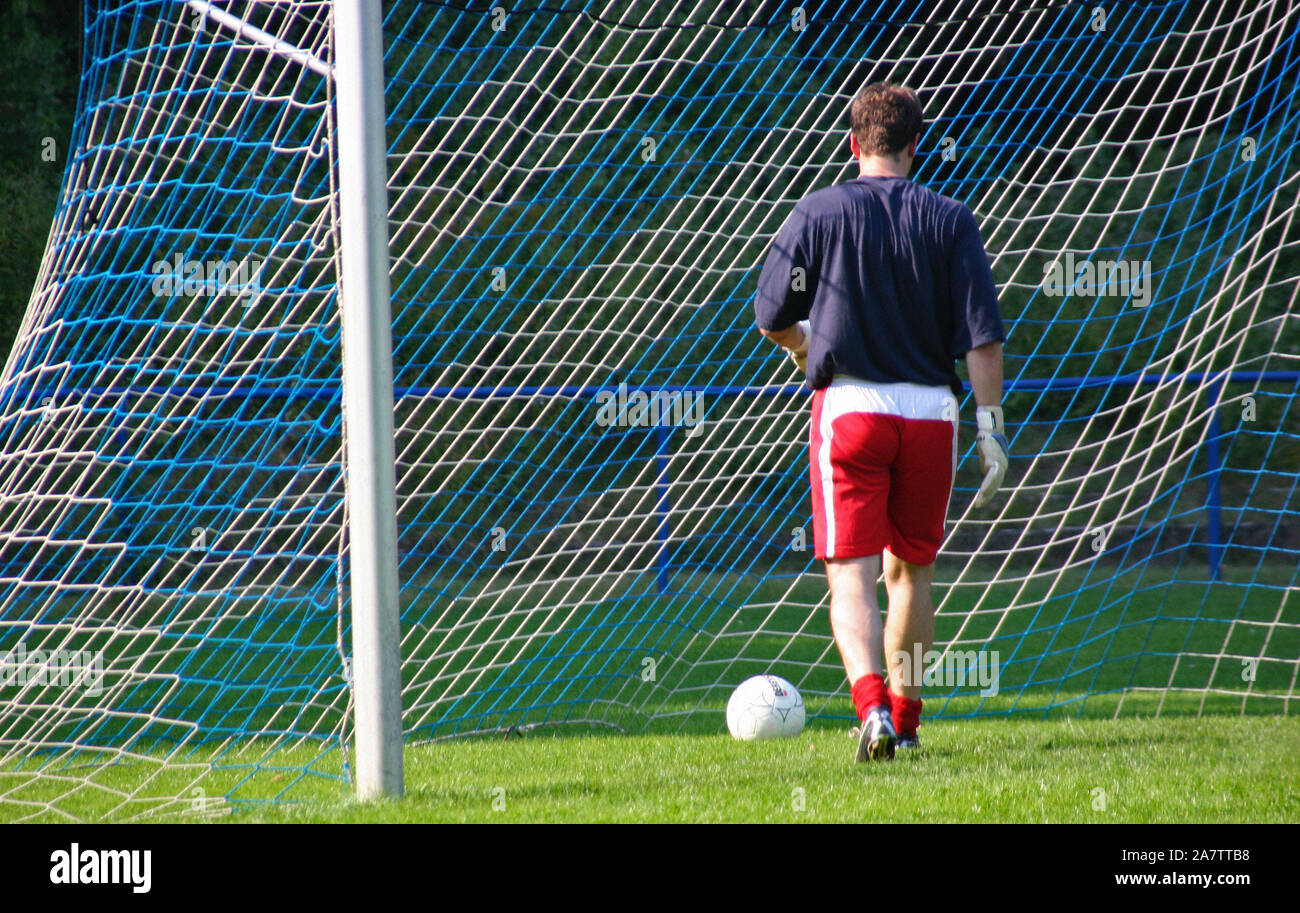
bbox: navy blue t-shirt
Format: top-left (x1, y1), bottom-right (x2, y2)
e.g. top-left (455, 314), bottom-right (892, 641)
top-left (754, 176), bottom-right (1004, 394)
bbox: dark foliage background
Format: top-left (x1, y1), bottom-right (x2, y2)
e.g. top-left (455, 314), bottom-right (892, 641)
top-left (0, 0), bottom-right (82, 359)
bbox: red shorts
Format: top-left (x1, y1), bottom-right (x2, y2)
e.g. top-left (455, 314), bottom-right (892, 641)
top-left (810, 378), bottom-right (958, 565)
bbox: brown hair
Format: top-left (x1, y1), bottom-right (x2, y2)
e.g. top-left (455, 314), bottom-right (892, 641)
top-left (849, 83), bottom-right (924, 156)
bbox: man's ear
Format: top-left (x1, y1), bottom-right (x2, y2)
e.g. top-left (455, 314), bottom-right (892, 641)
top-left (849, 132), bottom-right (861, 161)
top-left (908, 135), bottom-right (918, 158)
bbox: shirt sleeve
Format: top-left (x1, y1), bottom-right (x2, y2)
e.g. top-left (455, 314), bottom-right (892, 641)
top-left (754, 205), bottom-right (816, 331)
top-left (948, 205), bottom-right (1005, 356)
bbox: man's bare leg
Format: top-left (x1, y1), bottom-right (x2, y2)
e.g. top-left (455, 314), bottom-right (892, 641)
top-left (826, 554), bottom-right (882, 683)
top-left (882, 548), bottom-right (934, 744)
top-left (826, 554), bottom-right (896, 759)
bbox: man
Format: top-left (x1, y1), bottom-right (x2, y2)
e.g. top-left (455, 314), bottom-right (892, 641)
top-left (753, 82), bottom-right (1009, 762)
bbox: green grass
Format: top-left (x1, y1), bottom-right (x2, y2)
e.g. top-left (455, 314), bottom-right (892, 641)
top-left (1, 563), bottom-right (1295, 822)
top-left (251, 716), bottom-right (1300, 823)
top-left (7, 715), bottom-right (1293, 823)
top-left (257, 717), bottom-right (1300, 823)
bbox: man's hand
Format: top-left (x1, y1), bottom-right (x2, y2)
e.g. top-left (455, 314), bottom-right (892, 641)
top-left (974, 405), bottom-right (1010, 508)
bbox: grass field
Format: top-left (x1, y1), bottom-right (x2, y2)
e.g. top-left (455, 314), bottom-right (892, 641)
top-left (6, 714), bottom-right (1294, 823)
top-left (234, 716), bottom-right (1300, 824)
top-left (1, 562), bottom-right (1296, 822)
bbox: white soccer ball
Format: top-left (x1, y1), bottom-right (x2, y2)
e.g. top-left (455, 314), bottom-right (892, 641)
top-left (726, 674), bottom-right (806, 740)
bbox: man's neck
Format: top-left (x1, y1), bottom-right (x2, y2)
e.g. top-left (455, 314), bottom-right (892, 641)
top-left (857, 155), bottom-right (910, 178)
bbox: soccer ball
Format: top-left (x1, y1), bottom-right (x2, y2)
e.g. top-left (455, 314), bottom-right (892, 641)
top-left (726, 674), bottom-right (806, 740)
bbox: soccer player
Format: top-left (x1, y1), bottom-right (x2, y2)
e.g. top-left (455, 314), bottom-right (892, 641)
top-left (753, 82), bottom-right (1009, 761)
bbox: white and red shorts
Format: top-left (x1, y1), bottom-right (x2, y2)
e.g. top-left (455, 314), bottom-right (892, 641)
top-left (810, 377), bottom-right (958, 565)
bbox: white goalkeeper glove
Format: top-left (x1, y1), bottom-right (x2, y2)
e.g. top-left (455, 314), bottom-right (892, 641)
top-left (785, 320), bottom-right (811, 373)
top-left (974, 405), bottom-right (1010, 508)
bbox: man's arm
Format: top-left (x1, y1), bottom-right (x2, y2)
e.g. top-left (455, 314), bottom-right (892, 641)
top-left (754, 206), bottom-right (816, 374)
top-left (759, 321), bottom-right (812, 371)
top-left (759, 324), bottom-right (806, 350)
top-left (948, 201), bottom-right (1008, 508)
top-left (966, 340), bottom-right (1002, 406)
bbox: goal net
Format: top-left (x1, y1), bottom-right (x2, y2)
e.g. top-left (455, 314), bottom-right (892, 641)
top-left (1, 0), bottom-right (1296, 820)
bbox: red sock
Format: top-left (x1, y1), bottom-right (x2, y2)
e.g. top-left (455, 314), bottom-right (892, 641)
top-left (850, 674), bottom-right (890, 722)
top-left (891, 692), bottom-right (923, 737)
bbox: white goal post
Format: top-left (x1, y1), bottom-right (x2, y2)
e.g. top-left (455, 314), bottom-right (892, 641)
top-left (332, 0), bottom-right (404, 799)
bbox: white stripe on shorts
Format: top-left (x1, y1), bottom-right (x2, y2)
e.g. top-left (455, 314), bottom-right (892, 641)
top-left (817, 391), bottom-right (837, 558)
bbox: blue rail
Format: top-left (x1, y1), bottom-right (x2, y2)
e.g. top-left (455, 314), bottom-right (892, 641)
top-left (9, 370), bottom-right (1295, 589)
top-left (13, 370), bottom-right (1298, 403)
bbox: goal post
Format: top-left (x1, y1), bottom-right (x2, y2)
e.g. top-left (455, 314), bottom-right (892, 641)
top-left (191, 0), bottom-right (405, 801)
top-left (333, 0), bottom-right (404, 800)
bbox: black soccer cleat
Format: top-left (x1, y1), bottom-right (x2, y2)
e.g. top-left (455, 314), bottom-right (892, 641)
top-left (854, 706), bottom-right (897, 762)
top-left (896, 732), bottom-right (921, 752)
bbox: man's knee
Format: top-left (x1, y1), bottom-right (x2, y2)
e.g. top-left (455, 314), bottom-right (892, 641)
top-left (826, 555), bottom-right (882, 590)
top-left (883, 550), bottom-right (932, 586)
